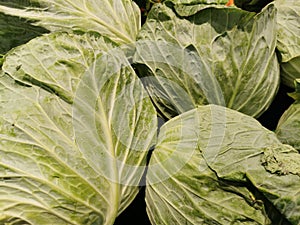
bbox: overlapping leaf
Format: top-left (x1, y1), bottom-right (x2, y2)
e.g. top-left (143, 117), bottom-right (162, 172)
top-left (0, 33), bottom-right (157, 224)
top-left (136, 3), bottom-right (279, 119)
top-left (146, 105), bottom-right (300, 225)
top-left (134, 40), bottom-right (225, 119)
top-left (2, 32), bottom-right (116, 103)
top-left (276, 79), bottom-right (300, 152)
top-left (0, 0), bottom-right (141, 45)
top-left (275, 0), bottom-right (300, 88)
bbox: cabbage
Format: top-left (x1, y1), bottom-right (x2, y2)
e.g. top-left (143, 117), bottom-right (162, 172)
top-left (147, 105), bottom-right (300, 225)
top-left (0, 32), bottom-right (157, 224)
top-left (275, 0), bottom-right (300, 88)
top-left (0, 0), bottom-right (141, 45)
top-left (276, 79), bottom-right (300, 151)
top-left (135, 3), bottom-right (279, 119)
top-left (0, 0), bottom-right (299, 224)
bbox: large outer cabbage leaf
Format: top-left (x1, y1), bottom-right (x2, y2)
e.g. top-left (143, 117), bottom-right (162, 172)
top-left (146, 105), bottom-right (300, 225)
top-left (276, 79), bottom-right (300, 152)
top-left (0, 33), bottom-right (157, 224)
top-left (135, 3), bottom-right (279, 119)
top-left (0, 0), bottom-right (141, 45)
top-left (2, 32), bottom-right (116, 104)
top-left (275, 0), bottom-right (300, 88)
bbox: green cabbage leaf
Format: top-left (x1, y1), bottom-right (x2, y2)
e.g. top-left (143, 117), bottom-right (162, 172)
top-left (276, 79), bottom-right (300, 152)
top-left (275, 0), bottom-right (300, 88)
top-left (2, 32), bottom-right (116, 103)
top-left (0, 0), bottom-right (141, 45)
top-left (0, 32), bottom-right (157, 224)
top-left (135, 3), bottom-right (279, 119)
top-left (146, 105), bottom-right (300, 225)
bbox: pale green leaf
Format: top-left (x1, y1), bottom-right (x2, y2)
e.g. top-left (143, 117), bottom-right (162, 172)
top-left (275, 0), bottom-right (300, 87)
top-left (134, 40), bottom-right (225, 119)
top-left (2, 32), bottom-right (116, 103)
top-left (0, 34), bottom-right (157, 224)
top-left (276, 80), bottom-right (300, 152)
top-left (146, 105), bottom-right (300, 225)
top-left (280, 58), bottom-right (300, 88)
top-left (275, 0), bottom-right (300, 62)
top-left (262, 144), bottom-right (300, 175)
top-left (136, 3), bottom-right (279, 119)
top-left (0, 0), bottom-right (141, 45)
top-left (276, 104), bottom-right (300, 152)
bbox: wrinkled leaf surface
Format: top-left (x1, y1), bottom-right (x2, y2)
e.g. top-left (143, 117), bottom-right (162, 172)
top-left (0, 33), bottom-right (157, 224)
top-left (146, 105), bottom-right (300, 225)
top-left (136, 3), bottom-right (279, 119)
